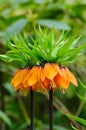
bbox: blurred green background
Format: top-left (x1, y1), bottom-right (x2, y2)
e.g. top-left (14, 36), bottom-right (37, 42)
top-left (0, 0), bottom-right (86, 130)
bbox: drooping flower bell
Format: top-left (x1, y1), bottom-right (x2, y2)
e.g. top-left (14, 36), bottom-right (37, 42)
top-left (54, 66), bottom-right (78, 93)
top-left (11, 68), bottom-right (30, 96)
top-left (11, 63), bottom-right (78, 95)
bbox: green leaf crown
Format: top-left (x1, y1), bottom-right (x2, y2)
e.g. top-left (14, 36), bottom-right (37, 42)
top-left (0, 27), bottom-right (85, 68)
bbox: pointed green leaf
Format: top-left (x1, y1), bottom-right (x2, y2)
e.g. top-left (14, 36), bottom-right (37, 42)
top-left (0, 55), bottom-right (12, 62)
top-left (66, 114), bottom-right (86, 126)
top-left (79, 79), bottom-right (86, 89)
top-left (76, 93), bottom-right (86, 102)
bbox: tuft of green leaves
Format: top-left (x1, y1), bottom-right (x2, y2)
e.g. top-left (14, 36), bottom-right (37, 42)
top-left (0, 27), bottom-right (85, 67)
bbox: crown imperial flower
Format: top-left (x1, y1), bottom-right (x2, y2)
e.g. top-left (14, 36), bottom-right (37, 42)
top-left (0, 27), bottom-right (85, 95)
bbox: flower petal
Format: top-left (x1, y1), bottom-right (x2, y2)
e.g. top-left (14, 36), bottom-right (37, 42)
top-left (41, 63), bottom-right (58, 81)
top-left (65, 68), bottom-right (78, 86)
top-left (27, 66), bottom-right (39, 86)
top-left (42, 78), bottom-right (51, 90)
top-left (11, 68), bottom-right (30, 90)
top-left (54, 67), bottom-right (70, 89)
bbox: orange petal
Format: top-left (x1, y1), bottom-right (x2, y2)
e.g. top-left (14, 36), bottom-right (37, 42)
top-left (41, 68), bottom-right (46, 81)
top-left (27, 66), bottom-right (39, 86)
top-left (14, 83), bottom-right (23, 91)
top-left (23, 69), bottom-right (30, 88)
top-left (11, 70), bottom-right (21, 86)
top-left (54, 68), bottom-right (70, 89)
top-left (31, 80), bottom-right (46, 92)
top-left (11, 68), bottom-right (30, 88)
top-left (41, 63), bottom-right (58, 81)
top-left (65, 68), bottom-right (78, 86)
top-left (42, 78), bottom-right (51, 90)
top-left (37, 66), bottom-right (43, 80)
top-left (52, 63), bottom-right (62, 76)
top-left (32, 81), bottom-right (40, 90)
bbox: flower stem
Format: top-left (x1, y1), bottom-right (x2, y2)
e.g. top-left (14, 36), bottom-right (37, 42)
top-left (0, 72), bottom-right (6, 130)
top-left (49, 89), bottom-right (53, 130)
top-left (30, 88), bottom-right (34, 130)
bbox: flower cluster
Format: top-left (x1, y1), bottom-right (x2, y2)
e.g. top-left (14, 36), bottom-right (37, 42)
top-left (11, 63), bottom-right (77, 95)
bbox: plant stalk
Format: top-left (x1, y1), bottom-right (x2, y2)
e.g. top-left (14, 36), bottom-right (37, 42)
top-left (30, 88), bottom-right (34, 130)
top-left (49, 89), bottom-right (53, 130)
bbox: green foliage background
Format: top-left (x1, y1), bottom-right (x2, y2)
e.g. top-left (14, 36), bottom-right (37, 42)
top-left (0, 0), bottom-right (86, 130)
